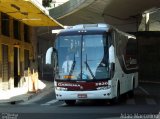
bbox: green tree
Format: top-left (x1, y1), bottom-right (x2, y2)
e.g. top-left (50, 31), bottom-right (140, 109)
top-left (42, 0), bottom-right (52, 7)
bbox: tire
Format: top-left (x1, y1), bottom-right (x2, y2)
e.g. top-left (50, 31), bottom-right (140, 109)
top-left (110, 82), bottom-right (120, 105)
top-left (65, 100), bottom-right (76, 106)
top-left (128, 90), bottom-right (134, 98)
top-left (115, 83), bottom-right (120, 103)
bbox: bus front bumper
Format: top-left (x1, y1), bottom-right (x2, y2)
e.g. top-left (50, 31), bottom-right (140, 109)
top-left (55, 89), bottom-right (112, 100)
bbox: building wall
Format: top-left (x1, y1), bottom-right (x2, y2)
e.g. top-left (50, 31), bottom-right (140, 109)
top-left (0, 12), bottom-right (36, 90)
top-left (137, 32), bottom-right (160, 82)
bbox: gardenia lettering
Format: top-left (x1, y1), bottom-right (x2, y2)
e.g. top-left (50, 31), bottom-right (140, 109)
top-left (58, 83), bottom-right (80, 87)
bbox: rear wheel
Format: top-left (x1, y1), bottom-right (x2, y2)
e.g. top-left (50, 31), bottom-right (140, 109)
top-left (65, 100), bottom-right (76, 106)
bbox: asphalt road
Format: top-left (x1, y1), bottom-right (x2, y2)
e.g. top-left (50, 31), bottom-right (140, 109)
top-left (0, 83), bottom-right (159, 119)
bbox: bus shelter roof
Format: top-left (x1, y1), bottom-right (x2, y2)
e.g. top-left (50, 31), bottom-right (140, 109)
top-left (0, 0), bottom-right (63, 27)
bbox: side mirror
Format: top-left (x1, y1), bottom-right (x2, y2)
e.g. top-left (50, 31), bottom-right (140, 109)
top-left (53, 48), bottom-right (57, 53)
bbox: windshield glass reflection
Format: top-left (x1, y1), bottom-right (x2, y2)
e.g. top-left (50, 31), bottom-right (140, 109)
top-left (55, 34), bottom-right (109, 80)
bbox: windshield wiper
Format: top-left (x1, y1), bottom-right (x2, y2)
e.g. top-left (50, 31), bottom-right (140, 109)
top-left (68, 54), bottom-right (76, 79)
top-left (84, 54), bottom-right (96, 79)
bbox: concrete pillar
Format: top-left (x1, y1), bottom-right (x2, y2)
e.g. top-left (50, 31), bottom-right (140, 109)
top-left (20, 48), bottom-right (24, 75)
top-left (0, 44), bottom-right (2, 89)
top-left (8, 45), bottom-right (14, 89)
top-left (0, 13), bottom-right (2, 88)
top-left (29, 27), bottom-right (38, 72)
top-left (0, 13), bottom-right (1, 35)
top-left (0, 13), bottom-right (2, 84)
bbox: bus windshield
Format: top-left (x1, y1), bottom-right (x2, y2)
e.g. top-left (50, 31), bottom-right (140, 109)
top-left (55, 34), bottom-right (109, 81)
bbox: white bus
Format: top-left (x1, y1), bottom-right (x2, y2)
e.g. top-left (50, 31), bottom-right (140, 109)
top-left (52, 24), bottom-right (138, 105)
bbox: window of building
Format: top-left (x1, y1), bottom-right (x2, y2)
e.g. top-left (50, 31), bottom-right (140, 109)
top-left (2, 44), bottom-right (9, 82)
top-left (1, 13), bottom-right (10, 36)
top-left (24, 49), bottom-right (30, 70)
top-left (13, 19), bottom-right (21, 40)
top-left (24, 24), bottom-right (30, 43)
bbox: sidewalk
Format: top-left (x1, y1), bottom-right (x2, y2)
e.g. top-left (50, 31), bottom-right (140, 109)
top-left (0, 80), bottom-right (54, 104)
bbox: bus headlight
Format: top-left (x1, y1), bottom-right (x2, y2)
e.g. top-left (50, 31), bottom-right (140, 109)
top-left (56, 87), bottom-right (68, 91)
top-left (96, 86), bottom-right (111, 90)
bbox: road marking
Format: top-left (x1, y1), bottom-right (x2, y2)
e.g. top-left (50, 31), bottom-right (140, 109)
top-left (41, 99), bottom-right (58, 106)
top-left (139, 86), bottom-right (150, 96)
top-left (126, 98), bottom-right (135, 105)
top-left (60, 102), bottom-right (66, 106)
top-left (145, 98), bottom-right (156, 105)
top-left (140, 80), bottom-right (160, 84)
top-left (19, 102), bottom-right (36, 105)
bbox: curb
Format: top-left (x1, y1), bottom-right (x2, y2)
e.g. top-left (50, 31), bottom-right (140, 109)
top-left (0, 93), bottom-right (34, 105)
top-left (0, 81), bottom-right (54, 105)
top-left (22, 86), bottom-right (55, 104)
top-left (0, 87), bottom-right (54, 105)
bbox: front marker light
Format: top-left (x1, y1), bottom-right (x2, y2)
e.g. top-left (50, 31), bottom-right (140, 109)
top-left (96, 86), bottom-right (111, 90)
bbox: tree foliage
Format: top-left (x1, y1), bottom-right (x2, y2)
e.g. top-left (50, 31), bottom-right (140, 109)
top-left (42, 0), bottom-right (52, 7)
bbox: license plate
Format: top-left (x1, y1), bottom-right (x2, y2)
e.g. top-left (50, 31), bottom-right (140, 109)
top-left (78, 94), bottom-right (87, 98)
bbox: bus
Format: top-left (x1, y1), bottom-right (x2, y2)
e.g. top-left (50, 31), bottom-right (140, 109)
top-left (52, 24), bottom-right (138, 105)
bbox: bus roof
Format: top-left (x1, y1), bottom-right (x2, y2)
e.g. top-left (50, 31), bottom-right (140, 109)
top-left (54, 23), bottom-right (136, 39)
top-left (57, 23), bottom-right (111, 35)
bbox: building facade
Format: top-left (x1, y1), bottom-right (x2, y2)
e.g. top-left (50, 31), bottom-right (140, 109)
top-left (0, 0), bottom-right (62, 92)
top-left (0, 12), bottom-right (36, 90)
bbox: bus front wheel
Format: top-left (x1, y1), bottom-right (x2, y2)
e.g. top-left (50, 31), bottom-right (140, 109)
top-left (115, 83), bottom-right (120, 103)
top-left (110, 83), bottom-right (120, 105)
top-left (65, 100), bottom-right (76, 106)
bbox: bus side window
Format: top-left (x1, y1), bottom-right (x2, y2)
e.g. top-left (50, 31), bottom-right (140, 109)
top-left (125, 38), bottom-right (137, 68)
top-left (108, 33), bottom-right (115, 78)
